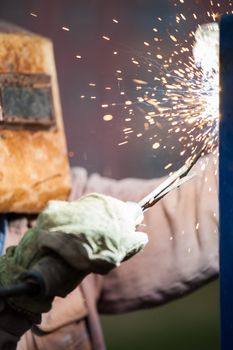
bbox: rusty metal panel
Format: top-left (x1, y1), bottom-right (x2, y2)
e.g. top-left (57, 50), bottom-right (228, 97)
top-left (0, 24), bottom-right (71, 213)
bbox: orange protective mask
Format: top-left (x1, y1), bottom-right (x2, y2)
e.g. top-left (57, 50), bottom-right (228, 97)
top-left (0, 22), bottom-right (71, 213)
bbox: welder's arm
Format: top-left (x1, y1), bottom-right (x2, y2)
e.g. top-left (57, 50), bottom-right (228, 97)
top-left (72, 155), bottom-right (218, 313)
top-left (0, 193), bottom-right (147, 347)
top-left (0, 302), bottom-right (35, 350)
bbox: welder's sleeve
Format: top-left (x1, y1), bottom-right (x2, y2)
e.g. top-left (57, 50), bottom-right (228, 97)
top-left (0, 301), bottom-right (35, 350)
top-left (71, 155), bottom-right (218, 313)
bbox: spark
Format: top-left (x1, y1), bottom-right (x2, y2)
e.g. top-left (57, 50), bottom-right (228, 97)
top-left (80, 0), bottom-right (227, 171)
top-left (170, 35), bottom-right (177, 42)
top-left (103, 114), bottom-right (113, 121)
top-left (62, 26), bottom-right (70, 31)
top-left (118, 141), bottom-right (129, 146)
top-left (164, 163), bottom-right (173, 170)
top-left (152, 142), bottom-right (160, 150)
top-left (133, 79), bottom-right (148, 85)
top-left (30, 12), bottom-right (38, 17)
top-left (102, 35), bottom-right (110, 41)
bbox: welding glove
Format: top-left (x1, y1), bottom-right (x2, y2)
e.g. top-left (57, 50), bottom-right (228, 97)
top-left (0, 193), bottom-right (148, 317)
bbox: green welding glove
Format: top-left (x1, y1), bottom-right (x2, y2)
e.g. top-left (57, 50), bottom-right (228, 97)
top-left (0, 193), bottom-right (148, 317)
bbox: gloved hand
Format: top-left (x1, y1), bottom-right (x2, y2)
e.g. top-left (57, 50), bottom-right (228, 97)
top-left (0, 193), bottom-right (148, 317)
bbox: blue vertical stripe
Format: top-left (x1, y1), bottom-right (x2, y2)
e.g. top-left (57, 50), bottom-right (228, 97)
top-left (220, 14), bottom-right (233, 350)
top-left (0, 214), bottom-right (6, 256)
